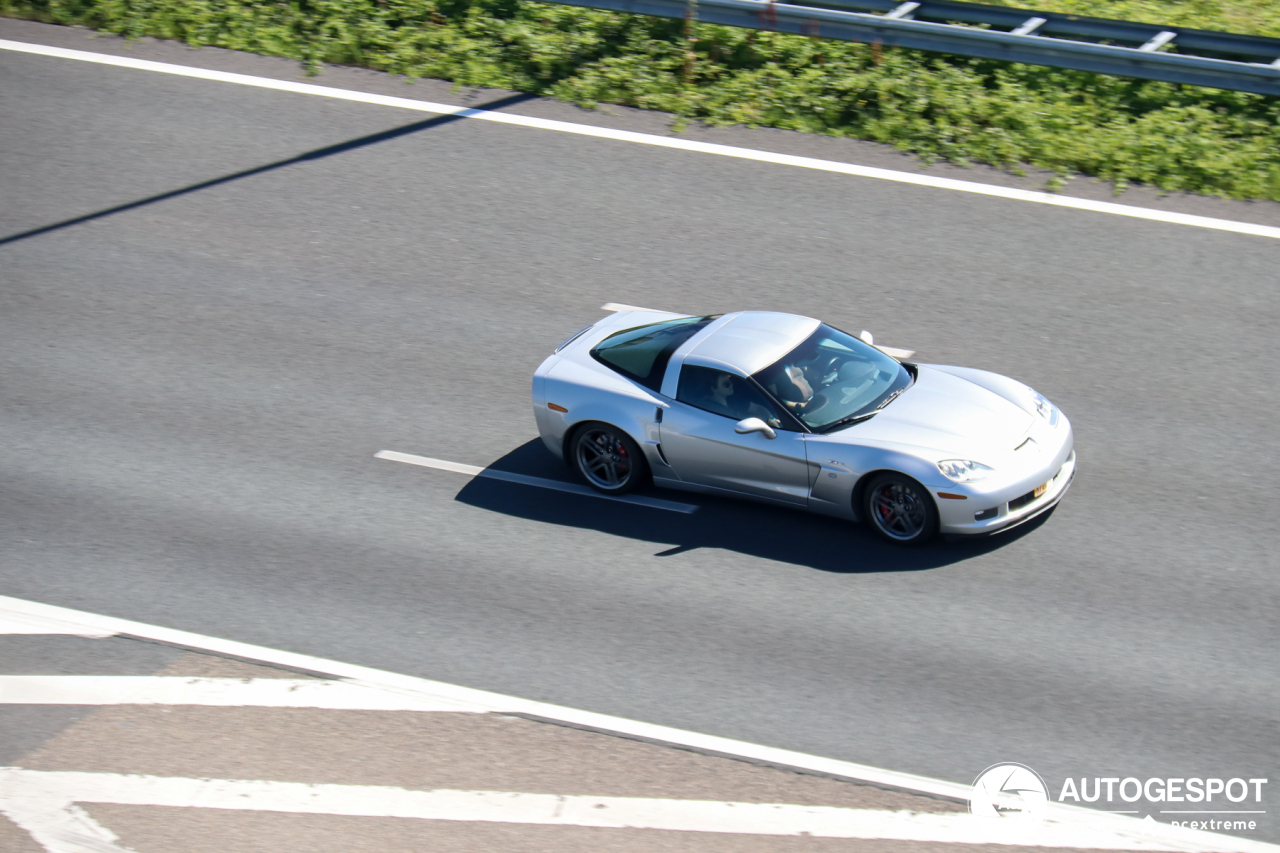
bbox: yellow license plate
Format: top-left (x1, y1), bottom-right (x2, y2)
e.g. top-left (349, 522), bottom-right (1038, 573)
top-left (1033, 482), bottom-right (1049, 499)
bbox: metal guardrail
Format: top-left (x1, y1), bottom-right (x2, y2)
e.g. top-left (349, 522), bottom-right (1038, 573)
top-left (551, 0), bottom-right (1280, 96)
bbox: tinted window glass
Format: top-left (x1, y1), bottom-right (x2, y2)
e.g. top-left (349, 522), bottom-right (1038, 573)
top-left (677, 366), bottom-right (789, 429)
top-left (753, 325), bottom-right (912, 432)
top-left (590, 316), bottom-right (715, 391)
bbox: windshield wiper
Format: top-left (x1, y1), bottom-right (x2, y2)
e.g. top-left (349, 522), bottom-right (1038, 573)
top-left (876, 386), bottom-right (907, 411)
top-left (820, 384), bottom-right (909, 432)
top-left (821, 411), bottom-right (878, 432)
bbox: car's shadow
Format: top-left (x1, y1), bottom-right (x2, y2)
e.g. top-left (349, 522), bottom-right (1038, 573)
top-left (453, 440), bottom-right (1046, 574)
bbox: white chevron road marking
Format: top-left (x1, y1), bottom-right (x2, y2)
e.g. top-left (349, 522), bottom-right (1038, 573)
top-left (2, 596), bottom-right (1275, 853)
top-left (0, 675), bottom-right (489, 712)
top-left (0, 611), bottom-right (112, 637)
top-left (1, 769), bottom-right (1262, 853)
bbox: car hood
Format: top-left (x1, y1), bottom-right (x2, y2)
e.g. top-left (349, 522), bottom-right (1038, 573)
top-left (826, 365), bottom-right (1034, 459)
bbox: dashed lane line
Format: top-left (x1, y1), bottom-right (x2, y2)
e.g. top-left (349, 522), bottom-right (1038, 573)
top-left (374, 449), bottom-right (700, 513)
top-left (1, 38), bottom-right (1279, 241)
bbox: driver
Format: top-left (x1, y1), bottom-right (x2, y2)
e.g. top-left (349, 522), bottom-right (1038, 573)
top-left (710, 372), bottom-right (780, 427)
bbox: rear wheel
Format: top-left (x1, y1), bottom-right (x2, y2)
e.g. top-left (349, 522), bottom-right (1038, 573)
top-left (863, 473), bottom-right (938, 545)
top-left (571, 423), bottom-right (647, 495)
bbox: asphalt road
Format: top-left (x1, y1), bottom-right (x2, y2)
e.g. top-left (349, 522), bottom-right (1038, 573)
top-left (2, 19), bottom-right (1277, 842)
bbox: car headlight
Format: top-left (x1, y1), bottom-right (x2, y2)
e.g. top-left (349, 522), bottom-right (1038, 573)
top-left (1031, 391), bottom-right (1060, 426)
top-left (937, 459), bottom-right (994, 483)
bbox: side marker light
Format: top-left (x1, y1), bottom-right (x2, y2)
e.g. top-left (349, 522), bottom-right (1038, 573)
top-left (937, 492), bottom-right (968, 500)
top-left (548, 403), bottom-right (568, 413)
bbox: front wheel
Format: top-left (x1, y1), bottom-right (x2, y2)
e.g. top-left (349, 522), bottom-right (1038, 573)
top-left (571, 423), bottom-right (647, 495)
top-left (863, 473), bottom-right (938, 545)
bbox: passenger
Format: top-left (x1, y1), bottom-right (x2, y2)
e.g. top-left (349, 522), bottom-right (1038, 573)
top-left (769, 364), bottom-right (819, 414)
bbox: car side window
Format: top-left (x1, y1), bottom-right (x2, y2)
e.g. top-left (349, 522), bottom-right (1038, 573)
top-left (589, 316), bottom-right (716, 392)
top-left (677, 366), bottom-right (790, 429)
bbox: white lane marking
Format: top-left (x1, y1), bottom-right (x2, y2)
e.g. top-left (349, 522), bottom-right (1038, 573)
top-left (376, 451), bottom-right (483, 476)
top-left (0, 612), bottom-right (112, 637)
top-left (0, 676), bottom-right (486, 712)
top-left (2, 596), bottom-right (1275, 853)
top-left (374, 449), bottom-right (700, 514)
top-left (1, 38), bottom-right (1277, 241)
top-left (600, 302), bottom-right (664, 313)
top-left (0, 769), bottom-right (1262, 851)
top-left (0, 789), bottom-right (129, 853)
top-left (1, 594), bottom-right (962, 796)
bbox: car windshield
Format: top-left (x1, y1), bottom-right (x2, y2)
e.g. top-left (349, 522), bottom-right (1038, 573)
top-left (590, 315), bottom-right (717, 391)
top-left (752, 325), bottom-right (913, 431)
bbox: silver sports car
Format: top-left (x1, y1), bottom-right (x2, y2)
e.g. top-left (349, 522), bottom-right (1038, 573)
top-left (532, 307), bottom-right (1075, 544)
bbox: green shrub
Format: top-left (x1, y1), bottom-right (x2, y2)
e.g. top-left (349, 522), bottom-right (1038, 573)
top-left (4, 0), bottom-right (1278, 200)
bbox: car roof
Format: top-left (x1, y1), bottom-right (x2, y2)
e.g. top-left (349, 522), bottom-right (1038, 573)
top-left (683, 311), bottom-right (821, 376)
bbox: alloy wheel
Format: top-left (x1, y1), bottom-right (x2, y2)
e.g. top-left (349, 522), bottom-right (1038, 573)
top-left (575, 428), bottom-right (633, 491)
top-left (869, 480), bottom-right (929, 541)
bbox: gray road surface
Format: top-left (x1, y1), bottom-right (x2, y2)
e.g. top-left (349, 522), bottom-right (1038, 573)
top-left (1, 18), bottom-right (1277, 842)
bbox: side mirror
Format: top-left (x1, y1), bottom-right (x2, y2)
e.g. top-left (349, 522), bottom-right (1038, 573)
top-left (734, 417), bottom-right (777, 439)
top-left (862, 329), bottom-right (915, 359)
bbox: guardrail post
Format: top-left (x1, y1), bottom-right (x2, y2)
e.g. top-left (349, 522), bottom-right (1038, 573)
top-left (684, 0), bottom-right (699, 83)
top-left (759, 0), bottom-right (778, 30)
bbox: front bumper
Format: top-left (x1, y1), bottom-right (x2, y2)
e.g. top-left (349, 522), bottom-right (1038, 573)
top-left (938, 449), bottom-right (1076, 537)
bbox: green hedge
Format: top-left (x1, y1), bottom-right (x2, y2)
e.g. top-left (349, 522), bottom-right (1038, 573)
top-left (5, 0), bottom-right (1279, 200)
